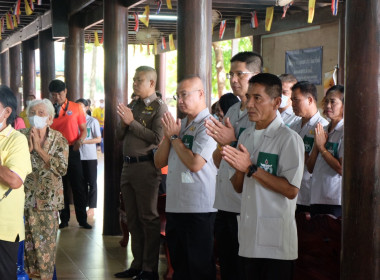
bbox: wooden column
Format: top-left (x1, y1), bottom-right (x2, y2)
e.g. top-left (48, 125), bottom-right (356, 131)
top-left (39, 28), bottom-right (55, 99)
top-left (337, 13), bottom-right (345, 85)
top-left (155, 53), bottom-right (166, 100)
top-left (342, 1), bottom-right (380, 279)
top-left (177, 0), bottom-right (212, 107)
top-left (103, 0), bottom-right (128, 235)
top-left (0, 50), bottom-right (10, 87)
top-left (10, 45), bottom-right (22, 113)
top-left (65, 14), bottom-right (84, 102)
top-left (22, 39), bottom-right (36, 107)
top-left (253, 35), bottom-right (262, 55)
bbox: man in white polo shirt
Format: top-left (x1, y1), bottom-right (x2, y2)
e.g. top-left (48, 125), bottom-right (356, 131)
top-left (278, 74), bottom-right (300, 127)
top-left (222, 73), bottom-right (304, 280)
top-left (154, 75), bottom-right (217, 280)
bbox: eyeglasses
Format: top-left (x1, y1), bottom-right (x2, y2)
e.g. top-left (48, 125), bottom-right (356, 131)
top-left (173, 89), bottom-right (200, 101)
top-left (226, 72), bottom-right (256, 79)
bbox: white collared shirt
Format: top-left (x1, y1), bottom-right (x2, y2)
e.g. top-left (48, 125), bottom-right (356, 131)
top-left (281, 106), bottom-right (301, 127)
top-left (214, 102), bottom-right (254, 213)
top-left (166, 108), bottom-right (217, 213)
top-left (310, 119), bottom-right (344, 205)
top-left (290, 111), bottom-right (329, 206)
top-left (237, 116), bottom-right (304, 260)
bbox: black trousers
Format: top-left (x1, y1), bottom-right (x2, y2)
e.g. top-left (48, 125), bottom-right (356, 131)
top-left (166, 212), bottom-right (216, 280)
top-left (240, 257), bottom-right (294, 280)
top-left (310, 204), bottom-right (342, 218)
top-left (82, 159), bottom-right (98, 208)
top-left (296, 204), bottom-right (311, 214)
top-left (214, 210), bottom-right (244, 280)
top-left (0, 239), bottom-right (19, 280)
top-left (60, 146), bottom-right (87, 224)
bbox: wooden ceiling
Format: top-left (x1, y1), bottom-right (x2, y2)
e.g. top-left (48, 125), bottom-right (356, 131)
top-left (0, 0), bottom-right (343, 45)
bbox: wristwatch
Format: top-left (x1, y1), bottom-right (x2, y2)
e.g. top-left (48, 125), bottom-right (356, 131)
top-left (170, 134), bottom-right (179, 141)
top-left (247, 164), bottom-right (258, 177)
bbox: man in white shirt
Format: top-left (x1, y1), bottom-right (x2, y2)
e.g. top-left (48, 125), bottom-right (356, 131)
top-left (204, 51), bottom-right (262, 280)
top-left (290, 81), bottom-right (329, 213)
top-left (154, 75), bottom-right (217, 280)
top-left (222, 73), bottom-right (304, 280)
top-left (278, 74), bottom-right (301, 127)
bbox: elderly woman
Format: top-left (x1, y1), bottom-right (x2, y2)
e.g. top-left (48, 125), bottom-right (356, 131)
top-left (20, 99), bottom-right (69, 280)
top-left (307, 85), bottom-right (344, 217)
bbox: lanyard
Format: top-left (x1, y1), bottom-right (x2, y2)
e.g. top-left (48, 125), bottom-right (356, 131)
top-left (0, 188), bottom-right (12, 202)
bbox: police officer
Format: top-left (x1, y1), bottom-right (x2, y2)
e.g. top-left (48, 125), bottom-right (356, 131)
top-left (114, 66), bottom-right (167, 280)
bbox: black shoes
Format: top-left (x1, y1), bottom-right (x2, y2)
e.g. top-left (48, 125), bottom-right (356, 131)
top-left (79, 222), bottom-right (93, 229)
top-left (133, 271), bottom-right (159, 280)
top-left (114, 268), bottom-right (141, 278)
top-left (59, 222), bottom-right (68, 229)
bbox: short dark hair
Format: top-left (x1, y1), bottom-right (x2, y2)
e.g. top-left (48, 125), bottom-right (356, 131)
top-left (178, 74), bottom-right (202, 84)
top-left (49, 79), bottom-right (66, 93)
top-left (248, 73), bottom-right (282, 99)
top-left (292, 81), bottom-right (318, 102)
top-left (279, 74), bottom-right (297, 84)
top-left (230, 51), bottom-right (263, 73)
top-left (76, 98), bottom-right (89, 107)
top-left (0, 86), bottom-right (17, 126)
top-left (326, 85), bottom-right (344, 104)
top-left (219, 93), bottom-right (239, 115)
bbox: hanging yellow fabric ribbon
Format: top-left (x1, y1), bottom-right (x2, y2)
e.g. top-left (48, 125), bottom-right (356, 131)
top-left (140, 43), bottom-right (144, 53)
top-left (13, 15), bottom-right (18, 28)
top-left (169, 34), bottom-right (175, 51)
top-left (154, 40), bottom-right (158, 55)
top-left (308, 0), bottom-right (316, 23)
top-left (167, 0), bottom-right (172, 10)
top-left (235, 16), bottom-right (241, 38)
top-left (24, 0), bottom-right (33, 15)
top-left (140, 6), bottom-right (150, 27)
top-left (94, 31), bottom-right (100, 46)
top-left (265, 7), bottom-right (274, 32)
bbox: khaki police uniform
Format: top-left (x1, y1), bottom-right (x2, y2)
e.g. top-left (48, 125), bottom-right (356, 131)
top-left (117, 93), bottom-right (167, 273)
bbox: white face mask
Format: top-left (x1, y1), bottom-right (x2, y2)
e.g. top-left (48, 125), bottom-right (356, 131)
top-left (99, 103), bottom-right (104, 108)
top-left (29, 115), bottom-right (48, 129)
top-left (279, 94), bottom-right (289, 109)
top-left (0, 109), bottom-right (6, 130)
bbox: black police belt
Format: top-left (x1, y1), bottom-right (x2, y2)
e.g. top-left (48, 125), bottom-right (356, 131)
top-left (124, 154), bottom-right (154, 164)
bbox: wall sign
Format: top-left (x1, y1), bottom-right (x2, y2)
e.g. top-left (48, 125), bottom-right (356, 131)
top-left (285, 46), bottom-right (323, 85)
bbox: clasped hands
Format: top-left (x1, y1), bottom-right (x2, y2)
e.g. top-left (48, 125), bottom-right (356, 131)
top-left (205, 116), bottom-right (236, 146)
top-left (161, 112), bottom-right (181, 140)
top-left (117, 103), bottom-right (134, 126)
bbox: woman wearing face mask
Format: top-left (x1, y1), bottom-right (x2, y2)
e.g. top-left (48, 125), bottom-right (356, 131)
top-left (19, 99), bottom-right (69, 280)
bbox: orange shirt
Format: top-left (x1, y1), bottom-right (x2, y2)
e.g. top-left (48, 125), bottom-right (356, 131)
top-left (51, 99), bottom-right (86, 145)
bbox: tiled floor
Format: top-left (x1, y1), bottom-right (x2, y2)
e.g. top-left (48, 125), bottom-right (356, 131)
top-left (55, 151), bottom-right (167, 280)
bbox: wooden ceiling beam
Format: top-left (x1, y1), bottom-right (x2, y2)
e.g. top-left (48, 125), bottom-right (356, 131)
top-left (68, 0), bottom-right (97, 17)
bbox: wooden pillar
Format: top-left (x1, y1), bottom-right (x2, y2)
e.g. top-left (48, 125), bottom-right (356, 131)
top-left (0, 50), bottom-right (10, 87)
top-left (39, 28), bottom-right (55, 99)
top-left (103, 0), bottom-right (128, 235)
top-left (342, 1), bottom-right (380, 279)
top-left (10, 45), bottom-right (22, 113)
top-left (177, 0), bottom-right (212, 108)
top-left (22, 39), bottom-right (36, 107)
top-left (155, 53), bottom-right (166, 100)
top-left (253, 35), bottom-right (262, 55)
top-left (337, 13), bottom-right (345, 85)
top-left (65, 14), bottom-right (84, 102)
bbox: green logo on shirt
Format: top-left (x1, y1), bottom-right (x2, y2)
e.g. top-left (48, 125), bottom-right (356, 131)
top-left (303, 135), bottom-right (314, 153)
top-left (86, 128), bottom-right (90, 138)
top-left (325, 142), bottom-right (339, 158)
top-left (182, 135), bottom-right (194, 150)
top-left (257, 152), bottom-right (278, 175)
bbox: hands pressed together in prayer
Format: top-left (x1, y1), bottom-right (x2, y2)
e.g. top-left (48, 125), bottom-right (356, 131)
top-left (29, 127), bottom-right (43, 153)
top-left (221, 143), bottom-right (253, 174)
top-left (314, 122), bottom-right (328, 152)
top-left (205, 116), bottom-right (237, 146)
top-left (161, 112), bottom-right (181, 139)
top-left (117, 103), bottom-right (134, 126)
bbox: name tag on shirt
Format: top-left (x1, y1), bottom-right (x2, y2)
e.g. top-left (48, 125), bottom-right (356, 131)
top-left (182, 135), bottom-right (194, 150)
top-left (303, 135), bottom-right (315, 153)
top-left (257, 152), bottom-right (278, 176)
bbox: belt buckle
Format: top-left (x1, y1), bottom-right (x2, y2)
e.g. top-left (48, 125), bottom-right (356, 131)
top-left (125, 156), bottom-right (131, 163)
